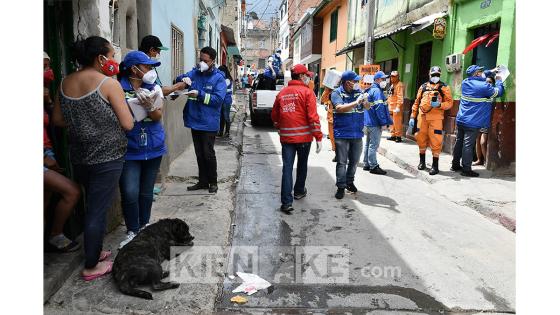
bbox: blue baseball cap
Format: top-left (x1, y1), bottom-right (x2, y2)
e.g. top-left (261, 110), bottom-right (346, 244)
top-left (466, 65), bottom-right (484, 76)
top-left (122, 51), bottom-right (161, 69)
top-left (341, 70), bottom-right (361, 82)
top-left (373, 71), bottom-right (388, 80)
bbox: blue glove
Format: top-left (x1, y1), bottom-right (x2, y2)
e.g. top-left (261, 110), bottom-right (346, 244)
top-left (408, 119), bottom-right (415, 127)
top-left (431, 101), bottom-right (440, 108)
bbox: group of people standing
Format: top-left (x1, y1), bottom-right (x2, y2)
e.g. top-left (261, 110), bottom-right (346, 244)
top-left (44, 35), bottom-right (233, 281)
top-left (272, 61), bottom-right (504, 212)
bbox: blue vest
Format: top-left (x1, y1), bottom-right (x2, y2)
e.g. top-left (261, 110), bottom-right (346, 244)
top-left (119, 77), bottom-right (167, 160)
top-left (331, 86), bottom-right (365, 139)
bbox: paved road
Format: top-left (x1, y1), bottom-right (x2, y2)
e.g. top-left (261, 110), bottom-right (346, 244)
top-left (216, 112), bottom-right (515, 314)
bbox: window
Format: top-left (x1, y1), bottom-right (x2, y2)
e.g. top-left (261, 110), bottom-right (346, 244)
top-left (259, 40), bottom-right (265, 48)
top-left (258, 58), bottom-right (266, 69)
top-left (330, 9), bottom-right (338, 42)
top-left (378, 58), bottom-right (398, 74)
top-left (171, 25), bottom-right (184, 81)
top-left (471, 22), bottom-right (500, 70)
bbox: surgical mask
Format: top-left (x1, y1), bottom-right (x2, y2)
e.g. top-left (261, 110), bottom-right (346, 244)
top-left (481, 72), bottom-right (486, 79)
top-left (353, 83), bottom-right (360, 90)
top-left (379, 81), bottom-right (387, 89)
top-left (430, 76), bottom-right (440, 84)
top-left (151, 54), bottom-right (160, 62)
top-left (302, 76), bottom-right (310, 85)
top-left (134, 66), bottom-right (158, 84)
top-left (199, 61), bottom-right (209, 72)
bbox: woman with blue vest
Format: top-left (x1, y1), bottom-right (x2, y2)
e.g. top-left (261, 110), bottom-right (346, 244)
top-left (117, 51), bottom-right (167, 248)
top-left (218, 65), bottom-right (234, 137)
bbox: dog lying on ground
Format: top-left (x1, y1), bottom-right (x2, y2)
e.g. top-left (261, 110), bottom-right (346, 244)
top-left (113, 218), bottom-right (195, 299)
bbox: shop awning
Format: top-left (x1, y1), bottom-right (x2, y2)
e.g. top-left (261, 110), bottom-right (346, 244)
top-left (375, 24), bottom-right (413, 40)
top-left (410, 12), bottom-right (448, 34)
top-left (227, 45), bottom-right (241, 57)
top-left (335, 40), bottom-right (365, 56)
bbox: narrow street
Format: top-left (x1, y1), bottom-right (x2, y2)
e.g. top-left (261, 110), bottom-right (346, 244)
top-left (44, 94), bottom-right (515, 314)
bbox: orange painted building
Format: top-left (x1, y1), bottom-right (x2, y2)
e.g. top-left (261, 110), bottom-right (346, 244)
top-left (316, 0), bottom-right (348, 89)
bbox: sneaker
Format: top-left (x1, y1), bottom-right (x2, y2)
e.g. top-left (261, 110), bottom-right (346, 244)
top-left (294, 188), bottom-right (307, 200)
top-left (395, 137), bottom-right (402, 143)
top-left (335, 188), bottom-right (345, 199)
top-left (119, 231), bottom-right (136, 249)
top-left (369, 165), bottom-right (387, 175)
top-left (346, 183), bottom-right (358, 193)
top-left (187, 182), bottom-right (209, 191)
top-left (209, 184), bottom-right (218, 193)
top-left (332, 156), bottom-right (337, 163)
top-left (363, 166), bottom-right (371, 171)
top-left (48, 234), bottom-right (81, 253)
top-left (461, 170), bottom-right (480, 177)
top-left (280, 204), bottom-right (294, 213)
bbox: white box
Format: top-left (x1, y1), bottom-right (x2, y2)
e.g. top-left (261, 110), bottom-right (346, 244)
top-left (322, 69), bottom-right (342, 89)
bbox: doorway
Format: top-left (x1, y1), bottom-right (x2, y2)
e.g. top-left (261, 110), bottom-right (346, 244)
top-left (472, 22), bottom-right (500, 69)
top-left (415, 41), bottom-right (432, 91)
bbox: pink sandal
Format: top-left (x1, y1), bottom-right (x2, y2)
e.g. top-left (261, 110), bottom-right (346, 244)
top-left (98, 250), bottom-right (112, 262)
top-left (81, 261), bottom-right (113, 281)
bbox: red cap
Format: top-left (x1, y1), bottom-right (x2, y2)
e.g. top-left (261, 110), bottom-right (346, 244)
top-left (291, 64), bottom-right (309, 75)
top-left (306, 71), bottom-right (314, 77)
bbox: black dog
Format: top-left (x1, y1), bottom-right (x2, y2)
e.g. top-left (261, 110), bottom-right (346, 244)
top-left (113, 218), bottom-right (194, 299)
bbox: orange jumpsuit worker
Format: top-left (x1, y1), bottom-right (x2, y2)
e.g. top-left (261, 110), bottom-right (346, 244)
top-left (387, 71), bottom-right (404, 142)
top-left (320, 87), bottom-right (336, 162)
top-left (409, 66), bottom-right (452, 175)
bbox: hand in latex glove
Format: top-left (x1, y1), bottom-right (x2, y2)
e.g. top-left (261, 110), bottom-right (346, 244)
top-left (316, 140), bottom-right (322, 154)
top-left (409, 119), bottom-right (415, 127)
top-left (181, 77), bottom-right (192, 86)
top-left (356, 94), bottom-right (365, 104)
top-left (187, 89), bottom-right (199, 98)
top-left (136, 89), bottom-right (154, 109)
top-left (394, 107), bottom-right (400, 113)
top-left (430, 101), bottom-right (440, 108)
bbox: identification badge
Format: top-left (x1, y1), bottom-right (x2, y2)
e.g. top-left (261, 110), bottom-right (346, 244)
top-left (139, 128), bottom-right (147, 147)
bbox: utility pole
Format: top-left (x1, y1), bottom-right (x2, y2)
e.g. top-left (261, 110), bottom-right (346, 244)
top-left (364, 0), bottom-right (377, 65)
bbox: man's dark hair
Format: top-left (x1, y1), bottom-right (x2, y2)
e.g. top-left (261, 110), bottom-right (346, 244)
top-left (71, 36), bottom-right (111, 67)
top-left (200, 47), bottom-right (217, 60)
top-left (291, 72), bottom-right (302, 81)
top-left (139, 35), bottom-right (163, 54)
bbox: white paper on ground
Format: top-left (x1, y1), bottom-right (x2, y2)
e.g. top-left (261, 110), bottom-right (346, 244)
top-left (231, 272), bottom-right (271, 295)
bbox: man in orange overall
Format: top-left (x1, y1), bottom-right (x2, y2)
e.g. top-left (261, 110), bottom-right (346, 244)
top-left (408, 66), bottom-right (452, 175)
top-left (320, 87), bottom-right (336, 162)
top-left (387, 71), bottom-right (404, 143)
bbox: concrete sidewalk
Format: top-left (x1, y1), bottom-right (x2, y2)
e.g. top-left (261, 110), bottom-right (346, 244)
top-left (44, 93), bottom-right (247, 314)
top-left (316, 104), bottom-right (515, 232)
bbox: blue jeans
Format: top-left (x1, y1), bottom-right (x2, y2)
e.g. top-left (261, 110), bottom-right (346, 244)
top-left (221, 103), bottom-right (232, 123)
top-left (281, 142), bottom-right (311, 206)
top-left (452, 124), bottom-right (480, 172)
top-left (119, 156), bottom-right (162, 234)
top-left (363, 126), bottom-right (382, 168)
top-left (74, 159), bottom-right (124, 269)
top-left (335, 138), bottom-right (363, 188)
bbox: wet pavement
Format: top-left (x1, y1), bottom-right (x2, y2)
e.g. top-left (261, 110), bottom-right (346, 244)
top-left (216, 115), bottom-right (515, 314)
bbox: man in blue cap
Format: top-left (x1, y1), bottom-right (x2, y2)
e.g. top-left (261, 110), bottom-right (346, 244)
top-left (330, 70), bottom-right (370, 199)
top-left (451, 65), bottom-right (504, 177)
top-left (363, 70), bottom-right (392, 175)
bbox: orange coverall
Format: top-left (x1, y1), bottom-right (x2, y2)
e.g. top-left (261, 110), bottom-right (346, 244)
top-left (320, 88), bottom-right (335, 151)
top-left (411, 82), bottom-right (452, 157)
top-left (388, 81), bottom-right (404, 137)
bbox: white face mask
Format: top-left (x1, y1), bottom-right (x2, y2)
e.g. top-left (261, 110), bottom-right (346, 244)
top-left (302, 75), bottom-right (310, 85)
top-left (199, 61), bottom-right (209, 72)
top-left (480, 72), bottom-right (486, 79)
top-left (379, 81), bottom-right (387, 89)
top-left (353, 83), bottom-right (360, 90)
top-left (430, 76), bottom-right (440, 84)
top-left (151, 54), bottom-right (160, 62)
top-left (134, 66), bottom-right (158, 85)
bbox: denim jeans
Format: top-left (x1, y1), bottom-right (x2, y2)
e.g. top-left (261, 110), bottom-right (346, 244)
top-left (281, 142), bottom-right (311, 206)
top-left (119, 156), bottom-right (162, 234)
top-left (363, 126), bottom-right (382, 168)
top-left (335, 138), bottom-right (363, 188)
top-left (452, 124), bottom-right (480, 172)
top-left (74, 159), bottom-right (124, 269)
top-left (192, 129), bottom-right (217, 185)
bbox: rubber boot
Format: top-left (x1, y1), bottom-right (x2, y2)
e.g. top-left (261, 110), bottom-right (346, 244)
top-left (429, 157), bottom-right (439, 175)
top-left (418, 153), bottom-right (426, 170)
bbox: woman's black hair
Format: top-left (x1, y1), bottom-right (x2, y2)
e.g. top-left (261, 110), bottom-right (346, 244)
top-left (218, 65), bottom-right (233, 81)
top-left (116, 61), bottom-right (131, 81)
top-left (71, 36), bottom-right (111, 67)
